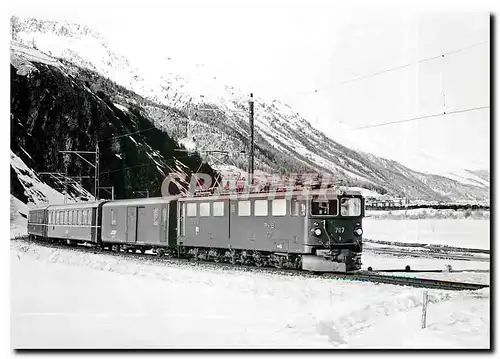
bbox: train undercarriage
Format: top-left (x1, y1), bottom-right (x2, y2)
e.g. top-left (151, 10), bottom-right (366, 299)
top-left (28, 235), bottom-right (362, 273)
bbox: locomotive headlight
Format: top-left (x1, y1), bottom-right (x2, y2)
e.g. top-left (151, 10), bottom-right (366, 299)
top-left (313, 228), bottom-right (322, 236)
top-left (354, 227), bottom-right (363, 236)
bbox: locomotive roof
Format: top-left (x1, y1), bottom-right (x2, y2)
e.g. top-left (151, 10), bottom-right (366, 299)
top-left (179, 189), bottom-right (363, 201)
top-left (101, 196), bottom-right (180, 207)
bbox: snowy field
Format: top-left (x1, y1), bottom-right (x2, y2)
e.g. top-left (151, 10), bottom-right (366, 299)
top-left (363, 219), bottom-right (490, 250)
top-left (10, 240), bottom-right (490, 349)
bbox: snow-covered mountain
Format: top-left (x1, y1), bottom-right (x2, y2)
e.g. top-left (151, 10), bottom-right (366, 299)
top-left (10, 38), bottom-right (218, 207)
top-left (10, 16), bottom-right (490, 202)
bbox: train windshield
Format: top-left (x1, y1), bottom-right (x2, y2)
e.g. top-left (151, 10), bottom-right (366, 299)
top-left (311, 199), bottom-right (338, 216)
top-left (340, 197), bottom-right (362, 216)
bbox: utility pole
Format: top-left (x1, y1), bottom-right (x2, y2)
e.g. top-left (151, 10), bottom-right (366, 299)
top-left (95, 143), bottom-right (99, 200)
top-left (248, 93), bottom-right (255, 186)
top-left (64, 167), bottom-right (68, 204)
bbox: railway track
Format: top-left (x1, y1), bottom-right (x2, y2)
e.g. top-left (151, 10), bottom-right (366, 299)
top-left (325, 272), bottom-right (489, 291)
top-left (14, 237), bottom-right (489, 291)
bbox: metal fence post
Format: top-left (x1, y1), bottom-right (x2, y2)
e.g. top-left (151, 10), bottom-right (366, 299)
top-left (421, 291), bottom-right (429, 329)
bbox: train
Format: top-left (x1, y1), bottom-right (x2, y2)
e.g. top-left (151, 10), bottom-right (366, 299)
top-left (27, 189), bottom-right (365, 272)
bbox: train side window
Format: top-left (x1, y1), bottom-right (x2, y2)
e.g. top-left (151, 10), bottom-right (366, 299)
top-left (69, 210), bottom-right (73, 225)
top-left (153, 208), bottom-right (159, 226)
top-left (87, 210), bottom-right (92, 225)
top-left (238, 201), bottom-right (251, 216)
top-left (254, 200), bottom-right (268, 216)
top-left (83, 210), bottom-right (87, 225)
top-left (213, 202), bottom-right (224, 217)
top-left (111, 209), bottom-right (116, 225)
top-left (272, 199), bottom-right (287, 216)
top-left (78, 210), bottom-right (82, 225)
top-left (199, 202), bottom-right (210, 217)
top-left (291, 200), bottom-right (300, 216)
top-left (162, 208), bottom-right (167, 225)
top-left (187, 203), bottom-right (197, 217)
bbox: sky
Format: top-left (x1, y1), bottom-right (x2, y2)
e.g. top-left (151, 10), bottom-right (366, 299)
top-left (8, 0), bottom-right (491, 174)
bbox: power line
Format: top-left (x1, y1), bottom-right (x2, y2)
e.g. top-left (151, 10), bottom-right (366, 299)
top-left (98, 127), bottom-right (157, 142)
top-left (349, 105), bottom-right (490, 131)
top-left (99, 162), bottom-right (163, 176)
top-left (340, 40), bottom-right (489, 86)
top-left (276, 40), bottom-right (489, 102)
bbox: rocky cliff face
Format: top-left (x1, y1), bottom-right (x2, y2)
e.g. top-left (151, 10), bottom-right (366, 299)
top-left (11, 41), bottom-right (217, 205)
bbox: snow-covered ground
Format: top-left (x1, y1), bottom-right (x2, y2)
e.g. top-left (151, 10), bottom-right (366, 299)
top-left (366, 208), bottom-right (490, 220)
top-left (363, 219), bottom-right (490, 250)
top-left (10, 240), bottom-right (489, 349)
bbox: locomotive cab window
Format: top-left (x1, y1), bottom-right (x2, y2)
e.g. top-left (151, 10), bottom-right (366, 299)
top-left (340, 197), bottom-right (362, 217)
top-left (111, 209), bottom-right (116, 225)
top-left (311, 199), bottom-right (338, 216)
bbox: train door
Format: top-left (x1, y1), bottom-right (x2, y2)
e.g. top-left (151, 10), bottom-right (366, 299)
top-left (126, 207), bottom-right (138, 243)
top-left (136, 206), bottom-right (147, 243)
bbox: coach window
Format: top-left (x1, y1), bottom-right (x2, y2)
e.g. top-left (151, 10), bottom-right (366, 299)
top-left (200, 202), bottom-right (210, 217)
top-left (272, 199), bottom-right (287, 216)
top-left (83, 210), bottom-right (87, 225)
top-left (187, 203), bottom-right (197, 217)
top-left (254, 200), bottom-right (268, 216)
top-left (77, 210), bottom-right (81, 225)
top-left (238, 201), bottom-right (251, 216)
top-left (153, 208), bottom-right (159, 226)
top-left (162, 208), bottom-right (167, 226)
top-left (111, 209), bottom-right (116, 225)
top-left (69, 210), bottom-right (73, 225)
top-left (88, 210), bottom-right (92, 225)
top-left (213, 202), bottom-right (224, 217)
